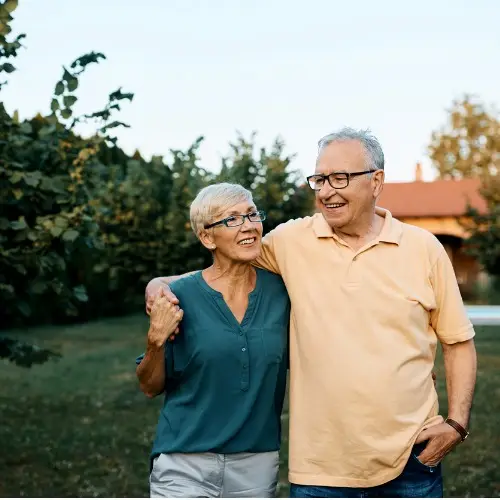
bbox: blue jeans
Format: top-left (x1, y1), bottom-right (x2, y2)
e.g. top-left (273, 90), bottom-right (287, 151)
top-left (290, 443), bottom-right (443, 498)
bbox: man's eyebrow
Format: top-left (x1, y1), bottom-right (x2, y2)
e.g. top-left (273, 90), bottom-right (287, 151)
top-left (316, 169), bottom-right (348, 175)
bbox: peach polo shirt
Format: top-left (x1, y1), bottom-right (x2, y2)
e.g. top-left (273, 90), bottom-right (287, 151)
top-left (255, 208), bottom-right (475, 488)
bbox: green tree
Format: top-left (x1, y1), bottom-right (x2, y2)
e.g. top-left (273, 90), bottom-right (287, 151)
top-left (0, 1), bottom-right (132, 329)
top-left (0, 0), bottom-right (62, 364)
top-left (429, 95), bottom-right (500, 278)
top-left (89, 154), bottom-right (177, 316)
top-left (164, 137), bottom-right (214, 274)
top-left (217, 133), bottom-right (314, 231)
top-left (253, 136), bottom-right (314, 232)
top-left (429, 95), bottom-right (500, 180)
top-left (0, 1), bottom-right (315, 338)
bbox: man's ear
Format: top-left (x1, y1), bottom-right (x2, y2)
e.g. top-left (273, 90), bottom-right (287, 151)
top-left (198, 229), bottom-right (216, 251)
top-left (372, 169), bottom-right (385, 198)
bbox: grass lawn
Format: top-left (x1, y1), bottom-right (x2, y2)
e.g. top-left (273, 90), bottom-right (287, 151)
top-left (0, 315), bottom-right (499, 497)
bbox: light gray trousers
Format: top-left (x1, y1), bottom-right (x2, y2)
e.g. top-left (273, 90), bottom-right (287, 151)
top-left (150, 451), bottom-right (280, 498)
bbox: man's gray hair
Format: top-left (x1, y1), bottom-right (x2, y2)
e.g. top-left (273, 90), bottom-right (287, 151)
top-left (317, 127), bottom-right (385, 171)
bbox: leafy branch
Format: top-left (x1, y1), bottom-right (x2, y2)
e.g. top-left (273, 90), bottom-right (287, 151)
top-left (0, 336), bottom-right (61, 368)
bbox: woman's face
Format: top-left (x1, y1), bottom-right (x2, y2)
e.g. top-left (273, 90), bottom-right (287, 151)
top-left (202, 201), bottom-right (264, 263)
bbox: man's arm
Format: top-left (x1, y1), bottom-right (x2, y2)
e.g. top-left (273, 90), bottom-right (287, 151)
top-left (144, 224), bottom-right (287, 312)
top-left (430, 246), bottom-right (477, 430)
top-left (252, 231), bottom-right (281, 274)
top-left (145, 272), bottom-right (197, 314)
top-left (157, 274), bottom-right (195, 286)
top-left (416, 244), bottom-right (477, 465)
top-left (442, 339), bottom-right (477, 429)
top-left (416, 337), bottom-right (477, 465)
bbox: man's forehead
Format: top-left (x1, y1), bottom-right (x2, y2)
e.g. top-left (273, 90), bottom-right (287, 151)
top-left (315, 141), bottom-right (366, 173)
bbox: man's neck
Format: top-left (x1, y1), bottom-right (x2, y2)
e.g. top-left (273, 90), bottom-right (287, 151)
top-left (333, 212), bottom-right (384, 251)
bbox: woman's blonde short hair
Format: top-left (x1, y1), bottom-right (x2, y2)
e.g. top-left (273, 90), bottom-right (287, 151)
top-left (190, 183), bottom-right (254, 237)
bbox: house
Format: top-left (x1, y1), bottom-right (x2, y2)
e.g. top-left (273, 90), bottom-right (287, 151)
top-left (378, 164), bottom-right (489, 297)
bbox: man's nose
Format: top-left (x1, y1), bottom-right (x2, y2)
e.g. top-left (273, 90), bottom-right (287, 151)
top-left (319, 180), bottom-right (336, 198)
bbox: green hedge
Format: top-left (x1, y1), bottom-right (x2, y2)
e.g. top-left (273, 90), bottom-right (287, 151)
top-left (0, 3), bottom-right (314, 328)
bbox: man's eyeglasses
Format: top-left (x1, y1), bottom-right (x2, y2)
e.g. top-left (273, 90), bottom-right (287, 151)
top-left (306, 170), bottom-right (374, 191)
top-left (204, 210), bottom-right (266, 229)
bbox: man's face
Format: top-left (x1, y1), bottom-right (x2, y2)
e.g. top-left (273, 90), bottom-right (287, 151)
top-left (313, 140), bottom-right (384, 231)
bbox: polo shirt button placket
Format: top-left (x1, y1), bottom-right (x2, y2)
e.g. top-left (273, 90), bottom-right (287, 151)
top-left (345, 253), bottom-right (361, 288)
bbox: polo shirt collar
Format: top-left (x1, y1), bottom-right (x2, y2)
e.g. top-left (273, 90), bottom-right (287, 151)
top-left (376, 207), bottom-right (402, 244)
top-left (312, 207), bottom-right (402, 245)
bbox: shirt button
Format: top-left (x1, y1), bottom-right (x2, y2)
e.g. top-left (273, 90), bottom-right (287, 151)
top-left (243, 364), bottom-right (248, 368)
top-left (239, 331), bottom-right (243, 336)
top-left (242, 347), bottom-right (246, 352)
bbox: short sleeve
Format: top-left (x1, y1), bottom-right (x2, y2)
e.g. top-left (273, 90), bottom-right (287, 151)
top-left (253, 226), bottom-right (283, 275)
top-left (430, 246), bottom-right (475, 345)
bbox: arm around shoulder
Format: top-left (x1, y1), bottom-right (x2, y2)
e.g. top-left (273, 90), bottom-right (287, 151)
top-left (145, 271), bottom-right (199, 314)
top-left (253, 219), bottom-right (302, 274)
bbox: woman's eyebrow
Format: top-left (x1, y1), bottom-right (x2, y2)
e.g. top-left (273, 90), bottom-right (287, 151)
top-left (226, 207), bottom-right (256, 216)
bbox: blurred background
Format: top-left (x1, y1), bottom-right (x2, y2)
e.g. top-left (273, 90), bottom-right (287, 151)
top-left (1, 0), bottom-right (499, 497)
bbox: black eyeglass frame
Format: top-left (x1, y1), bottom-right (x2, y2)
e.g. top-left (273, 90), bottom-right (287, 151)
top-left (306, 170), bottom-right (375, 191)
top-left (204, 210), bottom-right (267, 229)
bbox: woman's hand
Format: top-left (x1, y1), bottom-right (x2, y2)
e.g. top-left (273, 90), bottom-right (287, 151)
top-left (148, 290), bottom-right (184, 348)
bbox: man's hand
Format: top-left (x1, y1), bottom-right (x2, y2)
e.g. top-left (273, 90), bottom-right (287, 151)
top-left (414, 422), bottom-right (462, 466)
top-left (148, 290), bottom-right (183, 347)
top-left (145, 278), bottom-right (179, 313)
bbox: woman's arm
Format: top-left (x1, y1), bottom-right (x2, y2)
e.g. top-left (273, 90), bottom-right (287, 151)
top-left (136, 344), bottom-right (167, 398)
top-left (136, 291), bottom-right (183, 398)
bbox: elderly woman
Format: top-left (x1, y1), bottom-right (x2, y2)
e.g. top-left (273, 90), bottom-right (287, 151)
top-left (136, 183), bottom-right (290, 498)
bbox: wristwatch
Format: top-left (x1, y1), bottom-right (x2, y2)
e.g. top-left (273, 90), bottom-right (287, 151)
top-left (445, 418), bottom-right (469, 441)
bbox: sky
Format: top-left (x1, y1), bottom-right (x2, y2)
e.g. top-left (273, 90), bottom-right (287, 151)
top-left (4, 0), bottom-right (500, 183)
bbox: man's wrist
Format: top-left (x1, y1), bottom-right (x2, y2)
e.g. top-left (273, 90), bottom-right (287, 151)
top-left (445, 417), bottom-right (469, 441)
top-left (446, 412), bottom-right (469, 430)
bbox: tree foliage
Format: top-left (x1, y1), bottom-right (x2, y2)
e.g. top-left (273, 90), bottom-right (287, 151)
top-left (0, 336), bottom-right (60, 367)
top-left (429, 95), bottom-right (500, 277)
top-left (429, 95), bottom-right (500, 180)
top-left (1, 1), bottom-right (134, 327)
top-left (0, 0), bottom-right (315, 345)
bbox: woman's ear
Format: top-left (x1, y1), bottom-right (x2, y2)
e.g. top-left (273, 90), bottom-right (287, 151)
top-left (198, 230), bottom-right (216, 251)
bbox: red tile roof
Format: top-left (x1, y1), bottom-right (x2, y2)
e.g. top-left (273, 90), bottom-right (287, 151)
top-left (378, 178), bottom-right (488, 218)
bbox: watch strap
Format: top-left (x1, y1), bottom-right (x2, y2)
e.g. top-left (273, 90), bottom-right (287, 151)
top-left (445, 418), bottom-right (469, 441)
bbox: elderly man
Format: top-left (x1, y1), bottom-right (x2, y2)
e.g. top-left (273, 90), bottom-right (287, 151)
top-left (145, 128), bottom-right (477, 498)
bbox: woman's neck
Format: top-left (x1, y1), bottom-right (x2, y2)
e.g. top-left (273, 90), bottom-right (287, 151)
top-left (203, 259), bottom-right (256, 297)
